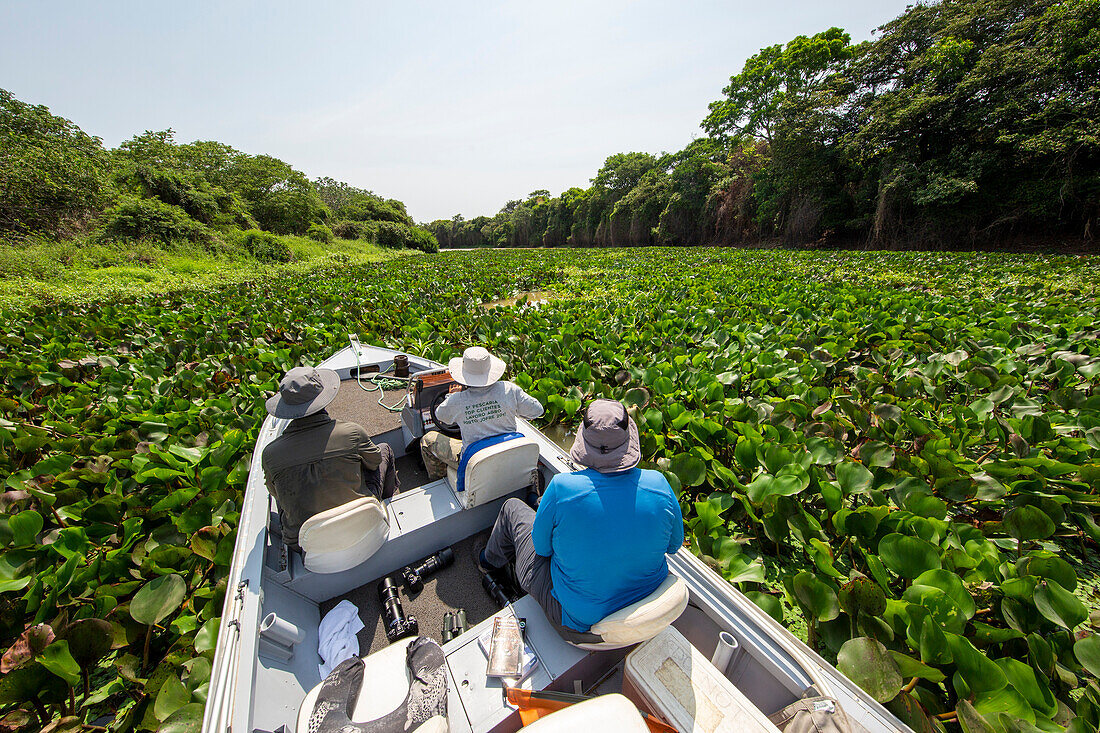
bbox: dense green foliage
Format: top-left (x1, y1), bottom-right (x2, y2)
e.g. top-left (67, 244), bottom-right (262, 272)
top-left (1, 248), bottom-right (1098, 731)
top-left (0, 95), bottom-right (437, 256)
top-left (431, 0), bottom-right (1099, 249)
top-left (0, 90), bottom-right (108, 236)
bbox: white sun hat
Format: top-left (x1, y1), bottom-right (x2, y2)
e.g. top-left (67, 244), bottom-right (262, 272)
top-left (448, 346), bottom-right (506, 387)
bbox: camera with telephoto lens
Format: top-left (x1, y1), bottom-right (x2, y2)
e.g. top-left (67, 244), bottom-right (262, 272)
top-left (400, 547), bottom-right (455, 594)
top-left (378, 576), bottom-right (418, 643)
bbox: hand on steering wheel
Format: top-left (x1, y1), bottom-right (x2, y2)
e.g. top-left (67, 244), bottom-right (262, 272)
top-left (429, 390), bottom-right (462, 437)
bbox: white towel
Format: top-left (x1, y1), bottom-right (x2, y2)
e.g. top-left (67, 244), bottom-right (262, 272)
top-left (317, 599), bottom-right (365, 677)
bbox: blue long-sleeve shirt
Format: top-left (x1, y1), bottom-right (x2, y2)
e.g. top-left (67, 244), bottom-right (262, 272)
top-left (532, 467), bottom-right (685, 631)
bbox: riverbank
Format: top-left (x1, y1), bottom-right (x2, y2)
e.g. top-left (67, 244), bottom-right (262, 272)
top-left (0, 235), bottom-right (414, 309)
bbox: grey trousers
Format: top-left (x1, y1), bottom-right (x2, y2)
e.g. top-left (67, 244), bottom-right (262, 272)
top-left (364, 443), bottom-right (399, 501)
top-left (484, 498), bottom-right (602, 644)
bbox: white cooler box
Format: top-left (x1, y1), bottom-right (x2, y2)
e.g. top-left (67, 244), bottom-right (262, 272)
top-left (622, 626), bottom-right (780, 733)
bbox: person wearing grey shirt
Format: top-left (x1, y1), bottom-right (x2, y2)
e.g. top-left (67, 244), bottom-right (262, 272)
top-left (262, 367), bottom-right (399, 549)
top-left (420, 347), bottom-right (544, 480)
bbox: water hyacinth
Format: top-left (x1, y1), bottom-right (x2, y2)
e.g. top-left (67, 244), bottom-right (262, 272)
top-left (0, 247), bottom-right (1098, 731)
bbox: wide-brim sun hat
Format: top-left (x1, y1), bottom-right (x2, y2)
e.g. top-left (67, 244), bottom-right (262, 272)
top-left (448, 346), bottom-right (506, 387)
top-left (570, 398), bottom-right (641, 473)
top-left (265, 366), bottom-right (340, 419)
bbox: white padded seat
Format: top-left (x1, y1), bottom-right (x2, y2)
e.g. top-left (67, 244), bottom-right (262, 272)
top-left (571, 574), bottom-right (689, 651)
top-left (298, 496), bottom-right (389, 574)
top-left (522, 693), bottom-right (649, 731)
top-left (297, 638), bottom-right (448, 733)
top-left (445, 437), bottom-right (540, 509)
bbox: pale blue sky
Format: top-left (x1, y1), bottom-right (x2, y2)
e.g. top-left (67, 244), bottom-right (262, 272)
top-left (1, 1), bottom-right (915, 222)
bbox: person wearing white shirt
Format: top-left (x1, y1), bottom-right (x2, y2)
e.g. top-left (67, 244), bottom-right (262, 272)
top-left (420, 347), bottom-right (544, 480)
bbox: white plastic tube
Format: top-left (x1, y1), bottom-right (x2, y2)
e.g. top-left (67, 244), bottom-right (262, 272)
top-left (260, 612), bottom-right (305, 648)
top-left (710, 631), bottom-right (740, 675)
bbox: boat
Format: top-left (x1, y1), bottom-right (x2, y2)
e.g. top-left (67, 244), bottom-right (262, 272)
top-left (201, 341), bottom-right (911, 733)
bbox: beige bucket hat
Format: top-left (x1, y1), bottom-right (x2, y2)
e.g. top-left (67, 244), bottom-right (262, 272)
top-left (448, 346), bottom-right (506, 387)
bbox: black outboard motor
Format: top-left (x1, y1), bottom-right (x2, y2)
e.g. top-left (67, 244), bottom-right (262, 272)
top-left (378, 576), bottom-right (418, 643)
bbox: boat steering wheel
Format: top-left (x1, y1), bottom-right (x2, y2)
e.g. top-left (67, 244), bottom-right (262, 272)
top-left (429, 390), bottom-right (462, 438)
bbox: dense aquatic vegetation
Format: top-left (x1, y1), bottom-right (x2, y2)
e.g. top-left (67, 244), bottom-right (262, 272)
top-left (0, 92), bottom-right (437, 254)
top-left (1, 248), bottom-right (1099, 731)
top-left (431, 0), bottom-right (1099, 250)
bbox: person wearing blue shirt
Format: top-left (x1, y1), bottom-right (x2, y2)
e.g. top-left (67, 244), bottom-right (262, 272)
top-left (477, 398), bottom-right (684, 642)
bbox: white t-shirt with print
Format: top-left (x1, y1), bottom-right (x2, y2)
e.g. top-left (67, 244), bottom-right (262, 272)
top-left (434, 380), bottom-right (544, 446)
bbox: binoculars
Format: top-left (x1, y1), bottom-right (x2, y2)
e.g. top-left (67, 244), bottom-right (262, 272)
top-left (442, 609), bottom-right (467, 643)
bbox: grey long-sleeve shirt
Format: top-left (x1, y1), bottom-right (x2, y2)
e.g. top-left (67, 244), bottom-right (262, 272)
top-left (435, 380), bottom-right (544, 445)
top-left (261, 409), bottom-right (382, 548)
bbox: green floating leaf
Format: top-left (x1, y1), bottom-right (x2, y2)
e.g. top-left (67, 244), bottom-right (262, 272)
top-left (1002, 505), bottom-right (1055, 543)
top-left (1033, 579), bottom-right (1087, 629)
top-left (836, 461), bottom-right (874, 494)
top-left (194, 617), bottom-right (219, 654)
top-left (888, 650), bottom-right (945, 683)
top-left (622, 387), bottom-right (650, 409)
top-left (130, 574), bottom-right (187, 626)
top-left (1017, 552), bottom-right (1077, 592)
top-left (669, 453), bottom-right (707, 487)
top-left (947, 633), bottom-right (1007, 695)
top-left (154, 675), bottom-right (191, 721)
top-left (859, 440), bottom-right (895, 468)
top-left (59, 619), bottom-right (113, 668)
top-left (745, 472), bottom-right (805, 503)
top-left (878, 533), bottom-right (941, 579)
top-left (973, 686), bottom-right (1035, 725)
top-left (790, 571), bottom-right (839, 622)
top-left (722, 554), bottom-right (766, 585)
top-left (652, 376), bottom-right (675, 396)
top-left (745, 591), bottom-right (784, 623)
top-left (910, 568), bottom-right (976, 619)
top-left (997, 657), bottom-right (1057, 720)
top-left (837, 637), bottom-right (903, 703)
top-left (839, 576), bottom-right (887, 617)
top-left (956, 700), bottom-right (996, 733)
top-left (39, 640), bottom-right (81, 686)
top-left (159, 702), bottom-right (204, 733)
top-left (1075, 634), bottom-right (1100, 678)
top-left (9, 510), bottom-right (43, 547)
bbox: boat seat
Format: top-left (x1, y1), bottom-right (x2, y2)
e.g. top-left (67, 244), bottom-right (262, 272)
top-left (568, 574), bottom-right (689, 651)
top-left (521, 693), bottom-right (649, 731)
top-left (445, 437), bottom-right (539, 509)
top-left (297, 637), bottom-right (448, 733)
top-left (298, 496), bottom-right (389, 574)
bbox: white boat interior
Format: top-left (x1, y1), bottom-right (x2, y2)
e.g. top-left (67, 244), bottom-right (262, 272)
top-left (202, 344), bottom-right (911, 733)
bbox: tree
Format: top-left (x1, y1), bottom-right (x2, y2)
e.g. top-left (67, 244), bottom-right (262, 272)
top-left (0, 89), bottom-right (108, 235)
top-left (702, 28), bottom-right (853, 143)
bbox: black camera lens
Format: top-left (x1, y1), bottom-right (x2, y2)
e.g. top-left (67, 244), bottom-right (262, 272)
top-left (481, 572), bottom-right (512, 608)
top-left (378, 576), bottom-right (418, 643)
top-left (401, 547), bottom-right (456, 593)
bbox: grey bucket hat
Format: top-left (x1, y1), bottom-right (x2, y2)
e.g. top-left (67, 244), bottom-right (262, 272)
top-left (265, 367), bottom-right (340, 419)
top-left (570, 399), bottom-right (641, 473)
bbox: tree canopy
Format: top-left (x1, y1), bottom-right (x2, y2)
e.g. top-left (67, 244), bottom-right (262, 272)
top-left (433, 0), bottom-right (1099, 250)
top-left (0, 94), bottom-right (433, 251)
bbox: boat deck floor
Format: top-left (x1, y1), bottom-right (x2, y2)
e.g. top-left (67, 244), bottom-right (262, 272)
top-left (328, 379), bottom-right (406, 436)
top-left (394, 453), bottom-right (430, 492)
top-left (320, 530), bottom-right (500, 654)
